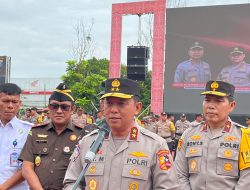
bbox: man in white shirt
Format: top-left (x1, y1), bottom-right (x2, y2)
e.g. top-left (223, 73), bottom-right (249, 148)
top-left (0, 83), bottom-right (32, 190)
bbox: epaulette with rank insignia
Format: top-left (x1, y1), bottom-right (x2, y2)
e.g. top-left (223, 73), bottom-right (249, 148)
top-left (232, 121), bottom-right (247, 129)
top-left (32, 121), bottom-right (50, 128)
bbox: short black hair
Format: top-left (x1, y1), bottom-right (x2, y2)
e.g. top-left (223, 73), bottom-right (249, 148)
top-left (0, 83), bottom-right (22, 95)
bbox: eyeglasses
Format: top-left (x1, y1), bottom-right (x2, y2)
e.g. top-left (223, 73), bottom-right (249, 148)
top-left (48, 103), bottom-right (71, 112)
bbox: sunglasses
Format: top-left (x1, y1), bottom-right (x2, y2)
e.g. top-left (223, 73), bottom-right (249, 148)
top-left (48, 103), bottom-right (71, 112)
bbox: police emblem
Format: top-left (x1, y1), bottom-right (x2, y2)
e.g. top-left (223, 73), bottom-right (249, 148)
top-left (224, 163), bottom-right (233, 171)
top-left (224, 150), bottom-right (232, 158)
top-left (157, 150), bottom-right (171, 170)
top-left (211, 81), bottom-right (219, 91)
top-left (190, 159), bottom-right (197, 172)
top-left (88, 179), bottom-right (97, 190)
top-left (111, 79), bottom-right (120, 92)
top-left (129, 182), bottom-right (139, 190)
top-left (89, 166), bottom-right (96, 174)
top-left (129, 169), bottom-right (141, 176)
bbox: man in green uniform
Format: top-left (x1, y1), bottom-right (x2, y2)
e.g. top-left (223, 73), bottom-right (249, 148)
top-left (19, 83), bottom-right (84, 190)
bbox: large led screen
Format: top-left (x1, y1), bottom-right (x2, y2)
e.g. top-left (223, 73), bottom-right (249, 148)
top-left (164, 4), bottom-right (250, 115)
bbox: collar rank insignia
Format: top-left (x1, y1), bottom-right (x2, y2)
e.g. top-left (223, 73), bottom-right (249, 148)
top-left (129, 127), bottom-right (138, 141)
top-left (201, 122), bottom-right (208, 132)
top-left (223, 121), bottom-right (231, 133)
top-left (111, 79), bottom-right (120, 92)
top-left (211, 81), bottom-right (219, 91)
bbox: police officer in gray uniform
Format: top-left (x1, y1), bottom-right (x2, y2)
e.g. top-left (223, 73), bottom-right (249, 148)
top-left (175, 114), bottom-right (190, 140)
top-left (174, 42), bottom-right (211, 83)
top-left (174, 80), bottom-right (250, 190)
top-left (63, 78), bottom-right (179, 190)
top-left (218, 47), bottom-right (250, 86)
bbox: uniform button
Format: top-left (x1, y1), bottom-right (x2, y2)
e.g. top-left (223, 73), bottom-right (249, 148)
top-left (50, 170), bottom-right (54, 174)
top-left (52, 158), bottom-right (56, 162)
top-left (55, 148), bottom-right (58, 151)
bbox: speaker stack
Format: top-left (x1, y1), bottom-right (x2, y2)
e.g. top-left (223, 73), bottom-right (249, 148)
top-left (127, 46), bottom-right (149, 81)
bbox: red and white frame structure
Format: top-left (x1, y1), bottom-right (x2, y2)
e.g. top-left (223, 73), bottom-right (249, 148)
top-left (109, 0), bottom-right (166, 114)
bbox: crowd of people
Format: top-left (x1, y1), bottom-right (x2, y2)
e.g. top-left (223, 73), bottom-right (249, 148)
top-left (0, 78), bottom-right (250, 190)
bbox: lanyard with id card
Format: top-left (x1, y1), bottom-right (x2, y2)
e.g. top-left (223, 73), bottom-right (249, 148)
top-left (10, 139), bottom-right (21, 167)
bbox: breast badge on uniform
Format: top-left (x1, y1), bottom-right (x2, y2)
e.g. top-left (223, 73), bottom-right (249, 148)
top-left (63, 146), bottom-right (70, 153)
top-left (191, 135), bottom-right (202, 140)
top-left (37, 134), bottom-right (48, 138)
top-left (69, 134), bottom-right (77, 141)
top-left (190, 159), bottom-right (197, 172)
top-left (129, 182), bottom-right (139, 190)
top-left (129, 152), bottom-right (148, 158)
top-left (129, 169), bottom-right (141, 177)
top-left (157, 150), bottom-right (171, 170)
top-left (224, 150), bottom-right (232, 158)
top-left (224, 136), bottom-right (237, 141)
top-left (89, 166), bottom-right (96, 174)
top-left (35, 156), bottom-right (41, 167)
top-left (88, 179), bottom-right (97, 190)
top-left (224, 163), bottom-right (233, 171)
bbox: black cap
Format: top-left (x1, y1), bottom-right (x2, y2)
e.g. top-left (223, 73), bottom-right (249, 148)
top-left (201, 80), bottom-right (235, 98)
top-left (230, 47), bottom-right (244, 54)
top-left (180, 113), bottom-right (186, 118)
top-left (161, 112), bottom-right (167, 116)
top-left (189, 42), bottom-right (203, 50)
top-left (101, 78), bottom-right (140, 99)
top-left (195, 113), bottom-right (203, 117)
top-left (49, 83), bottom-right (75, 102)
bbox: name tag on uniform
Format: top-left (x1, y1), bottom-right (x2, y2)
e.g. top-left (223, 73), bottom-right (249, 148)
top-left (10, 149), bottom-right (21, 167)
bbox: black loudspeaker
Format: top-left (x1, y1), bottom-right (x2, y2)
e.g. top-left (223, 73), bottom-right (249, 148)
top-left (127, 46), bottom-right (149, 81)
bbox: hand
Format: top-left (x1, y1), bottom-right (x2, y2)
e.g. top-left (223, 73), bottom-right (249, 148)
top-left (0, 184), bottom-right (7, 190)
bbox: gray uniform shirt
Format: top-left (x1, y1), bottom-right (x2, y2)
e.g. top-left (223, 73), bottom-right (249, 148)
top-left (63, 125), bottom-right (180, 190)
top-left (174, 60), bottom-right (211, 83)
top-left (174, 120), bottom-right (250, 190)
top-left (217, 61), bottom-right (250, 86)
top-left (175, 120), bottom-right (191, 137)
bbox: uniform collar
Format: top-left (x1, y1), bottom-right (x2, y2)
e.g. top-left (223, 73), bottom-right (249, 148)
top-left (0, 116), bottom-right (18, 128)
top-left (105, 122), bottom-right (142, 142)
top-left (46, 121), bottom-right (75, 132)
top-left (201, 119), bottom-right (233, 133)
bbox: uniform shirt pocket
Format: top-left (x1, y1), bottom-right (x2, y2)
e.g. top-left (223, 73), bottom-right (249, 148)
top-left (217, 148), bottom-right (239, 177)
top-left (85, 163), bottom-right (104, 190)
top-left (121, 165), bottom-right (150, 190)
top-left (185, 147), bottom-right (203, 174)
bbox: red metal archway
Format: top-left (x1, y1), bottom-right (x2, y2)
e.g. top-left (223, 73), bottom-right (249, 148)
top-left (109, 0), bottom-right (166, 114)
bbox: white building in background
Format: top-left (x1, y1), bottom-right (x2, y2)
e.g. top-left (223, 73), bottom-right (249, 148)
top-left (10, 78), bottom-right (62, 108)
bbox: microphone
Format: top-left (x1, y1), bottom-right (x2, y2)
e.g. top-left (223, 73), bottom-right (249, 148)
top-left (84, 119), bottom-right (110, 164)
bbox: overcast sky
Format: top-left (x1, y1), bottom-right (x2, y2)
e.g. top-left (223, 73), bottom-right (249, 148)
top-left (0, 0), bottom-right (248, 78)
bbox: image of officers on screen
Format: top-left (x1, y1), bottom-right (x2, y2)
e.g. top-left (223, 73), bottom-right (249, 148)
top-left (174, 42), bottom-right (211, 84)
top-left (217, 47), bottom-right (250, 86)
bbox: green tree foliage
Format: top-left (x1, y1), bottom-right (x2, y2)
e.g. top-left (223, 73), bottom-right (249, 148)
top-left (62, 57), bottom-right (109, 113)
top-left (62, 58), bottom-right (151, 115)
